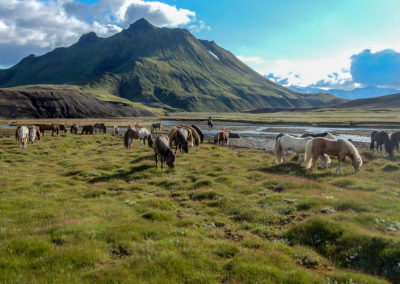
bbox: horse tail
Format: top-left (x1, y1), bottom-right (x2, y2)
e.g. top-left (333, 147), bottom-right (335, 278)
top-left (274, 138), bottom-right (283, 164)
top-left (124, 130), bottom-right (130, 149)
top-left (304, 139), bottom-right (314, 169)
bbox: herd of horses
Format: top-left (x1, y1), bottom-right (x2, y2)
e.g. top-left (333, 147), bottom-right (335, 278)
top-left (13, 121), bottom-right (399, 173)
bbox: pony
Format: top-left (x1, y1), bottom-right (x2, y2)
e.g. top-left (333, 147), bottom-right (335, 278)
top-left (177, 125), bottom-right (199, 146)
top-left (390, 131), bottom-right (400, 152)
top-left (111, 125), bottom-right (119, 137)
top-left (214, 130), bottom-right (229, 146)
top-left (208, 116), bottom-right (213, 128)
top-left (151, 122), bottom-right (161, 133)
top-left (370, 130), bottom-right (393, 156)
top-left (275, 133), bottom-right (297, 142)
top-left (191, 124), bottom-right (204, 143)
top-left (153, 135), bottom-right (176, 169)
top-left (138, 128), bottom-right (153, 148)
top-left (31, 126), bottom-right (41, 140)
top-left (124, 127), bottom-right (139, 149)
top-left (70, 124), bottom-right (79, 134)
top-left (275, 135), bottom-right (330, 168)
top-left (16, 126), bottom-right (29, 148)
top-left (81, 125), bottom-right (94, 135)
top-left (174, 128), bottom-right (189, 154)
top-left (94, 123), bottom-right (106, 134)
top-left (301, 132), bottom-right (336, 140)
top-left (58, 124), bottom-right (68, 133)
top-left (39, 124), bottom-right (59, 136)
top-left (28, 126), bottom-right (36, 144)
top-left (305, 138), bottom-right (362, 173)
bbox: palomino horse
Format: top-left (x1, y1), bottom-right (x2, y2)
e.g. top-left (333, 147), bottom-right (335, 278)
top-left (305, 138), bottom-right (362, 173)
top-left (370, 130), bottom-right (393, 156)
top-left (301, 132), bottom-right (336, 140)
top-left (70, 124), bottom-right (79, 134)
top-left (390, 131), bottom-right (400, 152)
top-left (275, 135), bottom-right (331, 168)
top-left (81, 125), bottom-right (94, 134)
top-left (16, 126), bottom-right (29, 148)
top-left (151, 122), bottom-right (161, 133)
top-left (59, 124), bottom-right (68, 133)
top-left (94, 123), bottom-right (106, 134)
top-left (174, 128), bottom-right (189, 154)
top-left (28, 126), bottom-right (36, 144)
top-left (138, 128), bottom-right (153, 148)
top-left (153, 135), bottom-right (176, 169)
top-left (214, 130), bottom-right (229, 146)
top-left (124, 127), bottom-right (139, 149)
top-left (111, 125), bottom-right (119, 137)
top-left (39, 124), bottom-right (59, 136)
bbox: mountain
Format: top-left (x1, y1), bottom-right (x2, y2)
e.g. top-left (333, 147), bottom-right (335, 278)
top-left (289, 85), bottom-right (400, 100)
top-left (0, 18), bottom-right (344, 112)
top-left (0, 85), bottom-right (155, 118)
top-left (332, 92), bottom-right (400, 109)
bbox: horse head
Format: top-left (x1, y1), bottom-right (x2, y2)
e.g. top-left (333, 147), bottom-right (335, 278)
top-left (166, 149), bottom-right (176, 168)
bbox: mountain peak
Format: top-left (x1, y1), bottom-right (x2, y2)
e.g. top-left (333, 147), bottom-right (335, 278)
top-left (78, 32), bottom-right (99, 44)
top-left (127, 18), bottom-right (156, 32)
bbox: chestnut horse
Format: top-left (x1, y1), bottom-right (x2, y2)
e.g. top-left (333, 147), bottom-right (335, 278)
top-left (39, 124), bottom-right (59, 136)
top-left (214, 130), bottom-right (229, 146)
top-left (124, 127), bottom-right (139, 149)
top-left (370, 130), bottom-right (393, 156)
top-left (153, 135), bottom-right (176, 169)
top-left (305, 138), bottom-right (362, 173)
top-left (59, 124), bottom-right (67, 133)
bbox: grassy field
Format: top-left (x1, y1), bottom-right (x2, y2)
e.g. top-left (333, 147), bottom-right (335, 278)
top-left (1, 131), bottom-right (400, 283)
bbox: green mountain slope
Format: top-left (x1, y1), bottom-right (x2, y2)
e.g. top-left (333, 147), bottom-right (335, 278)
top-left (0, 18), bottom-right (344, 112)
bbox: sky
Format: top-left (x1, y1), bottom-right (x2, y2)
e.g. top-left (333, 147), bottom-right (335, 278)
top-left (1, 0), bottom-right (400, 90)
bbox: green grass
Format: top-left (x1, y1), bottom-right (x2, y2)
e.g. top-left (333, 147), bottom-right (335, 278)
top-left (0, 133), bottom-right (399, 283)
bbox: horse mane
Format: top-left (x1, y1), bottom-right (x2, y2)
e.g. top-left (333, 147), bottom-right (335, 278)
top-left (191, 125), bottom-right (204, 143)
top-left (341, 139), bottom-right (362, 167)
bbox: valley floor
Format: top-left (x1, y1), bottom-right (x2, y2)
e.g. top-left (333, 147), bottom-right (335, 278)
top-left (1, 131), bottom-right (400, 283)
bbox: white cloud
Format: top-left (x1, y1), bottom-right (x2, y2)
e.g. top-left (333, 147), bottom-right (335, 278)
top-left (236, 55), bottom-right (264, 64)
top-left (188, 20), bottom-right (211, 33)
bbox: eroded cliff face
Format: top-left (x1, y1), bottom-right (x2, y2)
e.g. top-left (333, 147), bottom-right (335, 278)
top-left (0, 88), bottom-right (154, 118)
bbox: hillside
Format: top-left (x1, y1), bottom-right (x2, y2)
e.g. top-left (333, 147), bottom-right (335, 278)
top-left (332, 92), bottom-right (400, 109)
top-left (0, 85), bottom-right (155, 118)
top-left (0, 18), bottom-right (343, 112)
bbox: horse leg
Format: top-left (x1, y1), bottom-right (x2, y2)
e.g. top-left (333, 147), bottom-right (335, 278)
top-left (155, 154), bottom-right (158, 168)
top-left (161, 156), bottom-right (164, 170)
top-left (335, 156), bottom-right (343, 173)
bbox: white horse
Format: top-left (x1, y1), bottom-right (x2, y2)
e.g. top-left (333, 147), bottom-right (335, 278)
top-left (16, 126), bottom-right (29, 148)
top-left (111, 125), bottom-right (119, 137)
top-left (275, 135), bottom-right (331, 168)
top-left (138, 128), bottom-right (153, 148)
top-left (28, 126), bottom-right (36, 144)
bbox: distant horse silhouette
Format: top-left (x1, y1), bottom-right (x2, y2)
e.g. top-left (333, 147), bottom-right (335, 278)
top-left (111, 125), bottom-right (119, 137)
top-left (151, 122), bottom-right (161, 133)
top-left (94, 123), bottom-right (106, 134)
top-left (153, 135), bottom-right (176, 169)
top-left (214, 130), bottom-right (229, 146)
top-left (39, 124), bottom-right (59, 136)
top-left (81, 125), bottom-right (94, 135)
top-left (70, 124), bottom-right (79, 134)
top-left (370, 130), bottom-right (393, 156)
top-left (15, 126), bottom-right (29, 148)
top-left (59, 124), bottom-right (68, 133)
top-left (390, 131), bottom-right (400, 152)
top-left (124, 127), bottom-right (139, 149)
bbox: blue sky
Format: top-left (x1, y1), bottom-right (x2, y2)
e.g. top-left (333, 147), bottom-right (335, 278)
top-left (1, 0), bottom-right (400, 89)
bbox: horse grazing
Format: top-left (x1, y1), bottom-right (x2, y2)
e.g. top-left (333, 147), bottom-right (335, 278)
top-left (59, 124), bottom-right (68, 133)
top-left (81, 125), bottom-right (94, 135)
top-left (177, 125), bottom-right (199, 146)
top-left (153, 135), bottom-right (176, 169)
top-left (275, 135), bottom-right (330, 168)
top-left (39, 124), bottom-right (59, 136)
top-left (174, 128), bottom-right (189, 154)
top-left (111, 125), bottom-right (119, 137)
top-left (370, 130), bottom-right (393, 156)
top-left (191, 125), bottom-right (204, 143)
top-left (31, 126), bottom-right (41, 140)
top-left (70, 124), bottom-right (79, 134)
top-left (16, 126), bottom-right (29, 148)
top-left (28, 126), bottom-right (36, 144)
top-left (94, 123), bottom-right (106, 134)
top-left (305, 138), bottom-right (362, 173)
top-left (390, 131), bottom-right (400, 152)
top-left (124, 127), bottom-right (139, 149)
top-left (214, 130), bottom-right (229, 146)
top-left (151, 122), bottom-right (161, 133)
top-left (301, 132), bottom-right (336, 140)
top-left (138, 128), bottom-right (153, 148)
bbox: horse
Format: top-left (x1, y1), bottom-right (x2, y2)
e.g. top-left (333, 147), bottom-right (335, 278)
top-left (81, 125), bottom-right (94, 135)
top-left (275, 133), bottom-right (297, 142)
top-left (39, 124), bottom-right (59, 136)
top-left (174, 128), bottom-right (189, 154)
top-left (70, 124), bottom-right (79, 134)
top-left (94, 123), bottom-right (106, 134)
top-left (275, 135), bottom-right (330, 168)
top-left (28, 126), bottom-right (36, 144)
top-left (111, 125), bottom-right (119, 137)
top-left (59, 124), bottom-right (68, 133)
top-left (153, 135), bottom-right (176, 169)
top-left (124, 127), bottom-right (139, 149)
top-left (305, 138), bottom-right (362, 173)
top-left (151, 122), bottom-right (161, 133)
top-left (191, 125), bottom-right (204, 143)
top-left (138, 128), bottom-right (153, 148)
top-left (214, 130), bottom-right (229, 146)
top-left (32, 126), bottom-right (41, 140)
top-left (301, 132), bottom-right (336, 140)
top-left (390, 131), bottom-right (400, 152)
top-left (208, 116), bottom-right (213, 128)
top-left (177, 125), bottom-right (199, 146)
top-left (370, 130), bottom-right (393, 156)
top-left (16, 126), bottom-right (29, 148)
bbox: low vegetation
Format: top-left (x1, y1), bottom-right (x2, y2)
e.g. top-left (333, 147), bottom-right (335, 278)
top-left (0, 132), bottom-right (399, 283)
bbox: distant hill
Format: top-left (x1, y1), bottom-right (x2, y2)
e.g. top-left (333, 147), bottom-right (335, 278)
top-left (332, 92), bottom-right (400, 109)
top-left (0, 85), bottom-right (155, 118)
top-left (0, 18), bottom-right (343, 112)
top-left (290, 85), bottom-right (400, 100)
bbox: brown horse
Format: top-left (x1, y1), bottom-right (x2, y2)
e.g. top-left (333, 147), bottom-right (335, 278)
top-left (94, 123), bottom-right (106, 134)
top-left (151, 122), bottom-right (161, 133)
top-left (390, 131), bottom-right (400, 152)
top-left (70, 124), bottom-right (79, 134)
top-left (124, 128), bottom-right (139, 149)
top-left (81, 125), bottom-right (94, 135)
top-left (174, 128), bottom-right (189, 154)
top-left (305, 138), bottom-right (362, 173)
top-left (153, 135), bottom-right (176, 169)
top-left (59, 124), bottom-right (67, 133)
top-left (370, 130), bottom-right (393, 156)
top-left (39, 124), bottom-right (59, 136)
top-left (214, 130), bottom-right (229, 146)
top-left (176, 125), bottom-right (199, 146)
